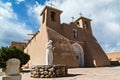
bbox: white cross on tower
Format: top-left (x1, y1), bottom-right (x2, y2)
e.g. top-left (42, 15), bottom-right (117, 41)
top-left (79, 12), bottom-right (83, 16)
top-left (71, 16), bottom-right (75, 22)
top-left (49, 0), bottom-right (55, 7)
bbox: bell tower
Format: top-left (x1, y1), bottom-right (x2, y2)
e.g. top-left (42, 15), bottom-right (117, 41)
top-left (75, 16), bottom-right (92, 33)
top-left (40, 6), bottom-right (62, 32)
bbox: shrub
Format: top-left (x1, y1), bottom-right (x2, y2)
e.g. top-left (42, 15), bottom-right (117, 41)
top-left (0, 46), bottom-right (30, 68)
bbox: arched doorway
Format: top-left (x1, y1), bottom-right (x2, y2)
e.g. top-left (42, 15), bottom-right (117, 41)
top-left (72, 43), bottom-right (84, 67)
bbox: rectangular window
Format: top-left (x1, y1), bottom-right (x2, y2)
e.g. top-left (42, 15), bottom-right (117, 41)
top-left (84, 21), bottom-right (88, 29)
top-left (51, 11), bottom-right (56, 21)
top-left (73, 29), bottom-right (78, 38)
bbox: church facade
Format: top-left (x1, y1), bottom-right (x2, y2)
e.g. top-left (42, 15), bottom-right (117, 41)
top-left (23, 6), bottom-right (110, 68)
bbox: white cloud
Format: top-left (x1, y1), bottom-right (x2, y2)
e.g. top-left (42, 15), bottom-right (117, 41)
top-left (0, 1), bottom-right (32, 47)
top-left (16, 0), bottom-right (24, 4)
top-left (28, 0), bottom-right (120, 52)
top-left (27, 1), bottom-right (43, 25)
top-left (0, 2), bottom-right (17, 19)
top-left (103, 42), bottom-right (120, 53)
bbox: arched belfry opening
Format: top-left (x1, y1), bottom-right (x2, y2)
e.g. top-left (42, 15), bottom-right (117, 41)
top-left (75, 16), bottom-right (92, 33)
top-left (72, 43), bottom-right (84, 67)
top-left (51, 11), bottom-right (56, 21)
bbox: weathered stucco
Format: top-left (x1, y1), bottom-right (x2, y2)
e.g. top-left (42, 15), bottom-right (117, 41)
top-left (24, 24), bottom-right (49, 67)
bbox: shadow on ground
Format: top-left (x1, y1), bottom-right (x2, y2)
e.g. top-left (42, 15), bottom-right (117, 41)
top-left (53, 73), bottom-right (85, 78)
top-left (67, 74), bottom-right (84, 77)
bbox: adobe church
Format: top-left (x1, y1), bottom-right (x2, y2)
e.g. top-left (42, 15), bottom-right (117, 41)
top-left (12, 6), bottom-right (110, 68)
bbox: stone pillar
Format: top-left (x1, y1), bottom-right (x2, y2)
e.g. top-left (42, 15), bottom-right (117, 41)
top-left (2, 58), bottom-right (22, 80)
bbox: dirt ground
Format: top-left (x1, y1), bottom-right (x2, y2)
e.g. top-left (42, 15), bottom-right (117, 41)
top-left (1, 66), bottom-right (120, 80)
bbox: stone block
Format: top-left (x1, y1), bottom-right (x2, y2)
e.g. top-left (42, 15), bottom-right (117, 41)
top-left (2, 74), bottom-right (21, 80)
top-left (31, 65), bottom-right (67, 78)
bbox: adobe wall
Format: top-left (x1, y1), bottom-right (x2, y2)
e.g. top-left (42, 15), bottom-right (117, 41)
top-left (41, 6), bottom-right (62, 33)
top-left (47, 27), bottom-right (79, 68)
top-left (24, 24), bottom-right (49, 67)
top-left (61, 23), bottom-right (85, 42)
top-left (84, 31), bottom-right (110, 67)
top-left (11, 42), bottom-right (26, 51)
top-left (85, 41), bottom-right (110, 67)
top-left (107, 52), bottom-right (120, 61)
top-left (60, 23), bottom-right (110, 67)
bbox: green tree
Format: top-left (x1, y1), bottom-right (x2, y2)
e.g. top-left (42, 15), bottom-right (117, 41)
top-left (0, 46), bottom-right (30, 68)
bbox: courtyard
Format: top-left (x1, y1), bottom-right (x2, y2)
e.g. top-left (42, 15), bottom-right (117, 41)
top-left (1, 66), bottom-right (120, 80)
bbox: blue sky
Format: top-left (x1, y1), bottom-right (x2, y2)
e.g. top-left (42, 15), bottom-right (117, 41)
top-left (0, 0), bottom-right (120, 53)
